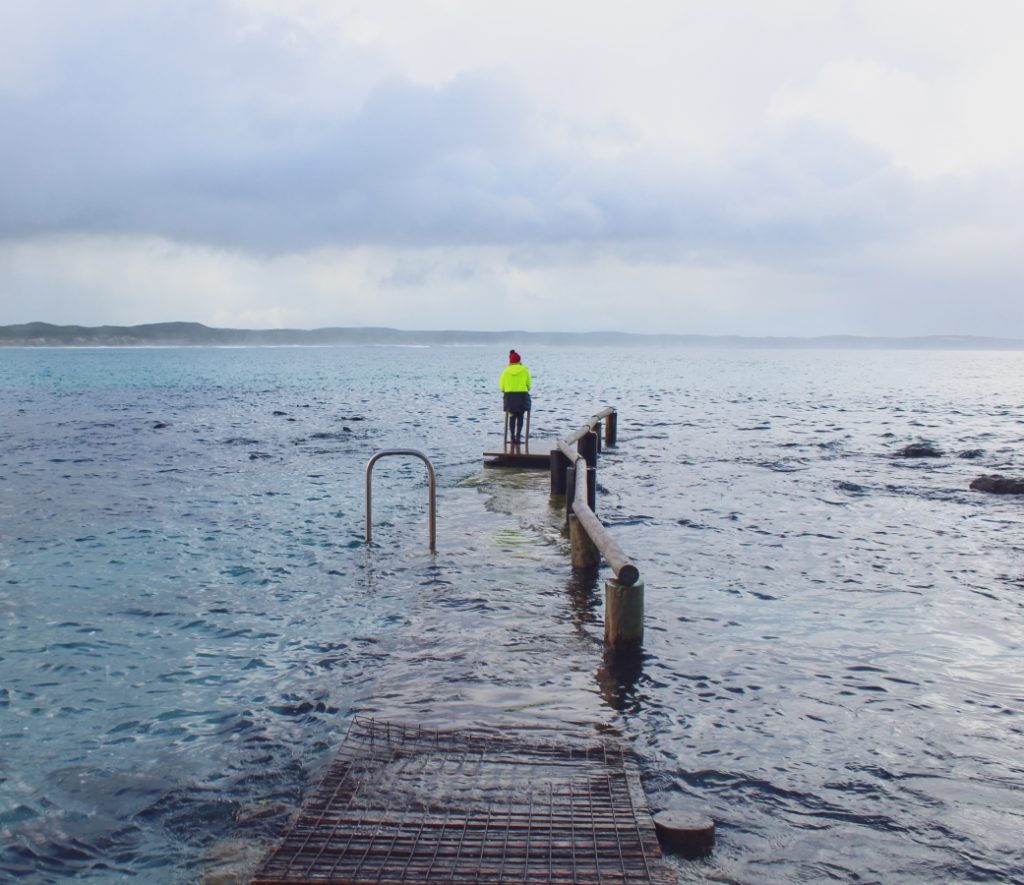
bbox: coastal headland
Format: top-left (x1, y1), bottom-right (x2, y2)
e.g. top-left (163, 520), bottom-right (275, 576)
top-left (2, 321), bottom-right (1023, 349)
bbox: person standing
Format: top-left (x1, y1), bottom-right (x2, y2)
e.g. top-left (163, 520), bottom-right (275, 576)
top-left (499, 349), bottom-right (532, 445)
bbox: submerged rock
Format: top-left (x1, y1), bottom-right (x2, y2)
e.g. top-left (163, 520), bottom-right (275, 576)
top-left (894, 442), bottom-right (943, 458)
top-left (958, 449), bottom-right (985, 459)
top-left (970, 475), bottom-right (1024, 495)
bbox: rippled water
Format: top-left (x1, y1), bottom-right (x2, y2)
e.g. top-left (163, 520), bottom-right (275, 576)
top-left (1, 345), bottom-right (1023, 883)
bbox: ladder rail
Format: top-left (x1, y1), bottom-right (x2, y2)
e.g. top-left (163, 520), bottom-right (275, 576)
top-left (365, 449), bottom-right (437, 552)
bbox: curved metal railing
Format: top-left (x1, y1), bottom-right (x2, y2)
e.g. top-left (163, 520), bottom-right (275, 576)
top-left (365, 450), bottom-right (437, 553)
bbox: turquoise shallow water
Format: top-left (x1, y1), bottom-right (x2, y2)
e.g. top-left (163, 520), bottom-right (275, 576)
top-left (2, 345), bottom-right (1023, 883)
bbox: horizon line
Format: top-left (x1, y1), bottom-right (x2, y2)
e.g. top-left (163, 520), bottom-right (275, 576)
top-left (2, 320), bottom-right (1023, 343)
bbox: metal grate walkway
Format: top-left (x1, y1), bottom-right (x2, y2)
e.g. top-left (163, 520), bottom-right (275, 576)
top-left (252, 717), bottom-right (675, 884)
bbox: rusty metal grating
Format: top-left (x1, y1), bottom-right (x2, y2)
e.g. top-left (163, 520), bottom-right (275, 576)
top-left (252, 717), bottom-right (675, 884)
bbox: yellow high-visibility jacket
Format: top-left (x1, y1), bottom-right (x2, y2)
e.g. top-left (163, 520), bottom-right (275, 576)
top-left (499, 363), bottom-right (531, 393)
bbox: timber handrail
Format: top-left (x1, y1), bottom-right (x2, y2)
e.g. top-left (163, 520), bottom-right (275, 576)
top-left (572, 462), bottom-right (640, 586)
top-left (556, 438), bottom-right (578, 463)
top-left (365, 449), bottom-right (437, 552)
top-left (554, 408), bottom-right (638, 586)
top-left (561, 407), bottom-right (616, 446)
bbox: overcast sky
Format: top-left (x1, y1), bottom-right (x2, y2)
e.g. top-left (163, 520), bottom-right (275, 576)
top-left (1, 0), bottom-right (1022, 336)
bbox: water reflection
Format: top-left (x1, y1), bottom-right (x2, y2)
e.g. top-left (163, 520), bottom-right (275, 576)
top-left (563, 566), bottom-right (601, 633)
top-left (563, 563), bottom-right (648, 714)
top-left (597, 644), bottom-right (646, 713)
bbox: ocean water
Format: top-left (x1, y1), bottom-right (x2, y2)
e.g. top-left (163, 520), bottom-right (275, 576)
top-left (1, 344), bottom-right (1023, 883)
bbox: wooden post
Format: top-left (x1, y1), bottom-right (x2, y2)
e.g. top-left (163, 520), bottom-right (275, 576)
top-left (570, 515), bottom-right (600, 569)
top-left (654, 811), bottom-right (715, 858)
top-left (550, 448), bottom-right (571, 497)
top-left (565, 465), bottom-right (576, 530)
top-left (579, 431), bottom-right (598, 468)
top-left (596, 422), bottom-right (603, 454)
top-left (605, 410), bottom-right (618, 447)
top-left (605, 579), bottom-right (644, 647)
top-left (578, 433), bottom-right (597, 514)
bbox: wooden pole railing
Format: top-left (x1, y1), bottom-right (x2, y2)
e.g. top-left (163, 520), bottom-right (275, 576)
top-left (551, 409), bottom-right (643, 650)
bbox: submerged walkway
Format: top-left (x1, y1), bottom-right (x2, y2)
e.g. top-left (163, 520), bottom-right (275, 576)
top-left (252, 717), bottom-right (675, 884)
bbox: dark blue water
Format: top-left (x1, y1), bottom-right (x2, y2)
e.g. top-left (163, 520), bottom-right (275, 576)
top-left (1, 345), bottom-right (1023, 883)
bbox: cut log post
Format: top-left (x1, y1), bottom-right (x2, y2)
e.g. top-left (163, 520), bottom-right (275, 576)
top-left (575, 434), bottom-right (598, 514)
top-left (570, 515), bottom-right (600, 569)
top-left (579, 431), bottom-right (598, 468)
top-left (653, 810), bottom-right (715, 857)
top-left (550, 448), bottom-right (571, 497)
top-left (565, 465), bottom-right (576, 529)
top-left (605, 579), bottom-right (644, 647)
top-left (605, 410), bottom-right (618, 447)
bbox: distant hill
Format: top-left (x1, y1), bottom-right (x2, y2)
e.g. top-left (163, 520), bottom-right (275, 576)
top-left (1, 322), bottom-right (1023, 350)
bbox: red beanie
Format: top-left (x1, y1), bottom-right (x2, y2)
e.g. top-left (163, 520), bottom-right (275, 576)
top-left (509, 350), bottom-right (521, 363)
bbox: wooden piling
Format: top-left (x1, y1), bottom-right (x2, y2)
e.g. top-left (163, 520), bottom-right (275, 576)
top-left (576, 433), bottom-right (598, 514)
top-left (605, 579), bottom-right (644, 647)
top-left (565, 466), bottom-right (576, 529)
top-left (570, 515), bottom-right (600, 569)
top-left (654, 810), bottom-right (715, 858)
top-left (550, 448), bottom-right (571, 497)
top-left (605, 410), bottom-right (618, 447)
top-left (579, 430), bottom-right (598, 468)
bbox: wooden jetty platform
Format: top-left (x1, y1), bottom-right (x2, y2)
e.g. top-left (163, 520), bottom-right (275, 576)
top-left (483, 441), bottom-right (553, 469)
top-left (252, 717), bottom-right (676, 884)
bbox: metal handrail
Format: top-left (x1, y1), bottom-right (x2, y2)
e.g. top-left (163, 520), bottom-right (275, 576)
top-left (365, 449), bottom-right (437, 552)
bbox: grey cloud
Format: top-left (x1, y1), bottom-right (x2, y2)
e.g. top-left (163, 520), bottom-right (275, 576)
top-left (719, 122), bottom-right (913, 260)
top-left (0, 1), bottom-right (940, 264)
